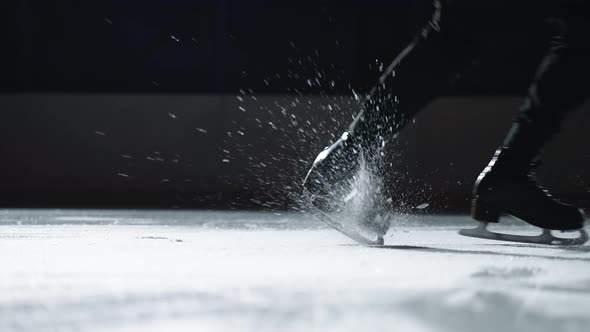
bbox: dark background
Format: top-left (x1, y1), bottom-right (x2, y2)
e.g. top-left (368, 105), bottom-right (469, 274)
top-left (2, 1), bottom-right (589, 212)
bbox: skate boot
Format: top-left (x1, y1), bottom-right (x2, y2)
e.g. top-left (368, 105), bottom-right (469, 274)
top-left (461, 122), bottom-right (588, 245)
top-left (472, 149), bottom-right (586, 231)
top-left (302, 132), bottom-right (361, 210)
top-left (302, 132), bottom-right (387, 246)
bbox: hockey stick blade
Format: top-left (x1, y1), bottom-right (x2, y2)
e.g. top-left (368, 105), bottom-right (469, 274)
top-left (459, 222), bottom-right (589, 246)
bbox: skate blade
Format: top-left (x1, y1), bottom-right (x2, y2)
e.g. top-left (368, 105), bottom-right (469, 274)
top-left (459, 223), bottom-right (589, 246)
top-left (303, 191), bottom-right (384, 246)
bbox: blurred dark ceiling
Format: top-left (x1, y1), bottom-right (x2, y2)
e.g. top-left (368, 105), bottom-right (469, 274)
top-left (4, 0), bottom-right (549, 95)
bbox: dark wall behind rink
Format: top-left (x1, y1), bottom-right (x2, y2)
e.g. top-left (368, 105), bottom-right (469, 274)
top-left (0, 94), bottom-right (589, 212)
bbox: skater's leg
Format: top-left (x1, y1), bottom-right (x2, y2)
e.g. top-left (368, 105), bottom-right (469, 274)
top-left (304, 0), bottom-right (478, 193)
top-left (350, 0), bottom-right (478, 149)
top-left (302, 1), bottom-right (479, 241)
top-left (473, 6), bottom-right (589, 230)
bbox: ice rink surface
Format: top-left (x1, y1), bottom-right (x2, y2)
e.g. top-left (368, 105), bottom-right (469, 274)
top-left (1, 209), bottom-right (589, 332)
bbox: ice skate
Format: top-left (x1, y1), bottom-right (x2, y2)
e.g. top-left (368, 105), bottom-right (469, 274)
top-left (303, 191), bottom-right (385, 246)
top-left (459, 123), bottom-right (588, 246)
top-left (460, 172), bottom-right (589, 245)
top-left (302, 132), bottom-right (361, 211)
top-left (302, 133), bottom-right (390, 245)
top-left (303, 185), bottom-right (390, 245)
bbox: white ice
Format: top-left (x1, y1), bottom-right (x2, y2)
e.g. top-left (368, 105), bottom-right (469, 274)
top-left (0, 209), bottom-right (589, 332)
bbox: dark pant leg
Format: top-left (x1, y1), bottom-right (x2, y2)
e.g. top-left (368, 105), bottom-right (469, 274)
top-left (469, 3), bottom-right (589, 229)
top-left (349, 0), bottom-right (479, 151)
top-left (501, 4), bottom-right (590, 169)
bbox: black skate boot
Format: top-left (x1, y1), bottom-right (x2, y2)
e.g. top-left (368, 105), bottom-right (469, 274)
top-left (302, 132), bottom-right (388, 246)
top-left (472, 149), bottom-right (585, 231)
top-left (461, 122), bottom-right (588, 245)
top-left (302, 132), bottom-right (361, 211)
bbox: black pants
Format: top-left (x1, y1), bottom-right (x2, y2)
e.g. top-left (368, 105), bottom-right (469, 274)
top-left (351, 0), bottom-right (590, 152)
